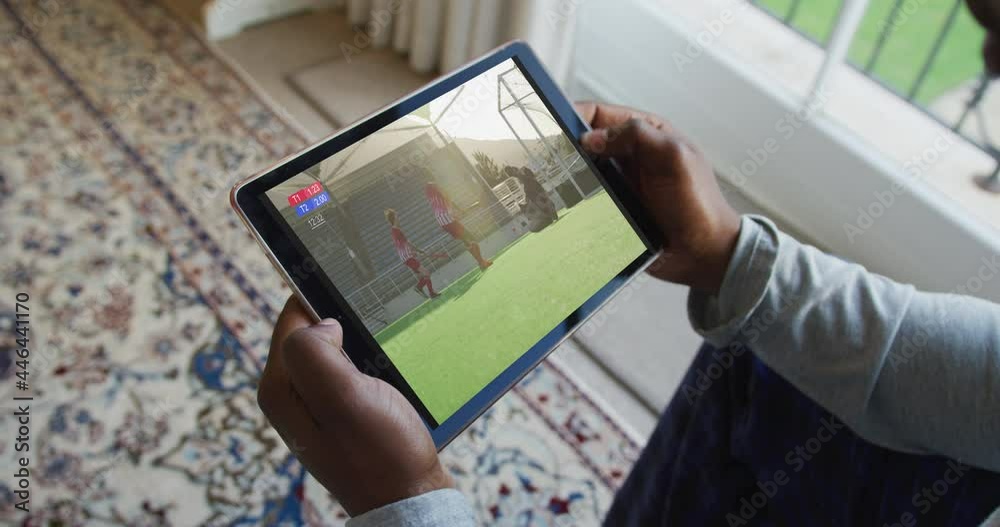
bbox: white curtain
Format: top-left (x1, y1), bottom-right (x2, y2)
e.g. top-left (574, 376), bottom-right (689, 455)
top-left (334, 0), bottom-right (579, 82)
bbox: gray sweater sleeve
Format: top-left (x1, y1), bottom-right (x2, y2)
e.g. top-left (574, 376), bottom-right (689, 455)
top-left (689, 215), bottom-right (1000, 472)
top-left (346, 214), bottom-right (1000, 526)
top-left (346, 489), bottom-right (476, 527)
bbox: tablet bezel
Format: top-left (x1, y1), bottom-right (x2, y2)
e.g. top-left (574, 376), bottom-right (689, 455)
top-left (232, 41), bottom-right (660, 449)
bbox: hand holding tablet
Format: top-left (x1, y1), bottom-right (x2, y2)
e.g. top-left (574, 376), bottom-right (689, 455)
top-left (257, 98), bottom-right (743, 515)
top-left (258, 297), bottom-right (451, 517)
top-left (575, 103), bottom-right (741, 293)
top-left (234, 42), bottom-right (660, 448)
top-left (250, 46), bottom-right (739, 515)
top-left (240, 42), bottom-right (741, 515)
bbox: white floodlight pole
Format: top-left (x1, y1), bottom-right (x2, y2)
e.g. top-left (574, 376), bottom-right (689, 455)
top-left (498, 73), bottom-right (547, 172)
top-left (499, 72), bottom-right (584, 196)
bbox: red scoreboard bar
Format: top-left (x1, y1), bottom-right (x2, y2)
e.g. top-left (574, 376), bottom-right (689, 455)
top-left (287, 182), bottom-right (323, 207)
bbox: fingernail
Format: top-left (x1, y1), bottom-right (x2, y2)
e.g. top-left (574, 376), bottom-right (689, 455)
top-left (318, 318), bottom-right (339, 326)
top-left (582, 130), bottom-right (606, 152)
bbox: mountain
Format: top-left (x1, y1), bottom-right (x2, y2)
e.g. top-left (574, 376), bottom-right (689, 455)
top-left (452, 135), bottom-right (568, 171)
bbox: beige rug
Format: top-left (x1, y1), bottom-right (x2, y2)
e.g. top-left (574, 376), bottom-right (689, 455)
top-left (0, 0), bottom-right (640, 524)
top-left (289, 47), bottom-right (432, 128)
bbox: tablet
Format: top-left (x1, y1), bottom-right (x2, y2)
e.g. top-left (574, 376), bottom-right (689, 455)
top-left (231, 41), bottom-right (659, 448)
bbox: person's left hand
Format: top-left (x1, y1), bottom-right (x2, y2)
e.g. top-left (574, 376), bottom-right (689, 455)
top-left (257, 296), bottom-right (453, 517)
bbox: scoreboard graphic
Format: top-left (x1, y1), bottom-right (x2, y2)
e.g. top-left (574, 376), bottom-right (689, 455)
top-left (288, 182), bottom-right (330, 218)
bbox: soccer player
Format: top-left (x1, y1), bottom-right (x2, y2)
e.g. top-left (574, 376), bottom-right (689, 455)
top-left (506, 165), bottom-right (558, 231)
top-left (424, 181), bottom-right (492, 270)
top-left (384, 208), bottom-right (439, 299)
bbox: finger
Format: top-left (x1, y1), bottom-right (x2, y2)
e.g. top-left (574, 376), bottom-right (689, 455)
top-left (261, 296), bottom-right (311, 400)
top-left (574, 101), bottom-right (642, 129)
top-left (574, 101), bottom-right (598, 125)
top-left (281, 319), bottom-right (360, 423)
top-left (576, 101), bottom-right (674, 135)
top-left (258, 365), bottom-right (323, 459)
top-left (261, 296), bottom-right (314, 397)
top-left (258, 297), bottom-right (326, 456)
top-left (272, 295), bottom-right (315, 347)
top-left (580, 117), bottom-right (649, 156)
top-left (646, 252), bottom-right (678, 280)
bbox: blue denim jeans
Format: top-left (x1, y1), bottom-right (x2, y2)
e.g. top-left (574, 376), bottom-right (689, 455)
top-left (603, 343), bottom-right (1000, 526)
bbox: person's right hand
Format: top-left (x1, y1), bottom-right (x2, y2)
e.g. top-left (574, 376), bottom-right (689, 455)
top-left (575, 102), bottom-right (742, 294)
top-left (257, 297), bottom-right (452, 517)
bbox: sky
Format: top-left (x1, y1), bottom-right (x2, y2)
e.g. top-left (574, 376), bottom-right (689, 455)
top-left (427, 59), bottom-right (565, 141)
top-left (272, 58), bottom-right (572, 189)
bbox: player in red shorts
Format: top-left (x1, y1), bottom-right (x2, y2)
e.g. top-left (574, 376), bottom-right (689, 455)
top-left (424, 181), bottom-right (492, 270)
top-left (385, 208), bottom-right (439, 298)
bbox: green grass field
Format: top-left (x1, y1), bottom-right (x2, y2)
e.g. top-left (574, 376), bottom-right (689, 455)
top-left (374, 191), bottom-right (646, 423)
top-left (758, 0), bottom-right (984, 104)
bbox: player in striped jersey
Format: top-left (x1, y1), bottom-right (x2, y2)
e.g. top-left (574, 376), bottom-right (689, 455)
top-left (385, 208), bottom-right (439, 299)
top-left (424, 181), bottom-right (492, 270)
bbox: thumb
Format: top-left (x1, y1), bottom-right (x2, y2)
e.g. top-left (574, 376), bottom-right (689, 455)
top-left (300, 317), bottom-right (345, 348)
top-left (581, 117), bottom-right (649, 157)
top-left (281, 319), bottom-right (359, 418)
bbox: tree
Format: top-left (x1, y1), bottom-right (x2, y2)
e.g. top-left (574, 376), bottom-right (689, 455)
top-left (537, 134), bottom-right (575, 169)
top-left (472, 150), bottom-right (506, 187)
top-left (555, 134), bottom-right (576, 159)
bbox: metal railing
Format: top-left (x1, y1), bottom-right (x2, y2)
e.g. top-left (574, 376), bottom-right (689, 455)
top-left (344, 197), bottom-right (521, 333)
top-left (493, 178), bottom-right (528, 215)
top-left (749, 0), bottom-right (1000, 190)
top-left (343, 152), bottom-right (599, 333)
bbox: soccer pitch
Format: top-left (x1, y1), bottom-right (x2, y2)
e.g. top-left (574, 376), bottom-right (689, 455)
top-left (757, 0), bottom-right (984, 104)
top-left (375, 191), bottom-right (647, 423)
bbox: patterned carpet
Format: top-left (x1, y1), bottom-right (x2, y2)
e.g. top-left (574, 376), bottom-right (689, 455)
top-left (0, 0), bottom-right (639, 524)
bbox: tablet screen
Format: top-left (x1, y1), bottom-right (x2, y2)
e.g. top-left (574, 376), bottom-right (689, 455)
top-left (262, 58), bottom-right (646, 425)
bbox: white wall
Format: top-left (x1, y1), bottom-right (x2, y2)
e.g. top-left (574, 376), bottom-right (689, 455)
top-left (570, 0), bottom-right (1000, 301)
top-left (203, 0), bottom-right (339, 40)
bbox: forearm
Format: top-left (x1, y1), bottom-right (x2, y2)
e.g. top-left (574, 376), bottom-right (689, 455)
top-left (689, 216), bottom-right (1000, 471)
top-left (346, 489), bottom-right (476, 527)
